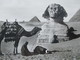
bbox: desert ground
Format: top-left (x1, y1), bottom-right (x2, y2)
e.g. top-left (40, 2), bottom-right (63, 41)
top-left (0, 22), bottom-right (80, 60)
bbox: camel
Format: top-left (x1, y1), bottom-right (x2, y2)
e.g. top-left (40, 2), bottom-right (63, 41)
top-left (0, 21), bottom-right (41, 55)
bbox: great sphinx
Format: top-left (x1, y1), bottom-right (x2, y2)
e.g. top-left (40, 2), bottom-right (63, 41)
top-left (37, 3), bottom-right (69, 43)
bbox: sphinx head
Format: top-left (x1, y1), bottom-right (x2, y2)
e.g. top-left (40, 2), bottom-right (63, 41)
top-left (42, 3), bottom-right (68, 20)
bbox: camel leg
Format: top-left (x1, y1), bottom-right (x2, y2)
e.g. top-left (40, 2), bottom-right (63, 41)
top-left (16, 47), bottom-right (18, 54)
top-left (13, 47), bottom-right (18, 55)
top-left (14, 38), bottom-right (20, 55)
top-left (0, 43), bottom-right (2, 54)
top-left (0, 34), bottom-right (4, 55)
top-left (13, 47), bottom-right (16, 55)
top-left (0, 42), bottom-right (3, 55)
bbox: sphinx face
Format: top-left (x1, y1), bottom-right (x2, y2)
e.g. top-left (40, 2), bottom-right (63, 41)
top-left (48, 4), bottom-right (59, 18)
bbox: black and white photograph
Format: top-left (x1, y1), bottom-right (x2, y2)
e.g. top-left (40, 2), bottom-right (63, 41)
top-left (0, 0), bottom-right (80, 60)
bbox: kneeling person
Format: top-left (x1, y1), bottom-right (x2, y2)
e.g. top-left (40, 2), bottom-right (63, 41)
top-left (21, 41), bottom-right (31, 56)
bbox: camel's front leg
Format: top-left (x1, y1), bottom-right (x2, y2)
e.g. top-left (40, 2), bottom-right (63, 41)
top-left (0, 34), bottom-right (4, 55)
top-left (13, 47), bottom-right (18, 55)
top-left (0, 42), bottom-right (3, 55)
top-left (14, 39), bottom-right (19, 55)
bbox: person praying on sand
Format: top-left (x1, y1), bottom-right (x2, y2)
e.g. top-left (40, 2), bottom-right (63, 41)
top-left (21, 41), bottom-right (31, 56)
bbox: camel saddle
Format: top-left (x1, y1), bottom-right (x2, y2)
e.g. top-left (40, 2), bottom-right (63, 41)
top-left (4, 22), bottom-right (18, 42)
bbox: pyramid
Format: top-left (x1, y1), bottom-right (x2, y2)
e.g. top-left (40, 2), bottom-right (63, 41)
top-left (29, 16), bottom-right (41, 22)
top-left (69, 9), bottom-right (80, 22)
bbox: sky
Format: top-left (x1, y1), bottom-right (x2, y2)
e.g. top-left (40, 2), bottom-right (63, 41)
top-left (0, 0), bottom-right (80, 22)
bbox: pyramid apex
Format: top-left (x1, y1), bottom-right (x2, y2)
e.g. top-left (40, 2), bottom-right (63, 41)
top-left (29, 16), bottom-right (41, 22)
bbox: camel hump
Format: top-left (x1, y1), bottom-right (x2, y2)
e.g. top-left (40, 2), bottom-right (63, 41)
top-left (4, 22), bottom-right (22, 42)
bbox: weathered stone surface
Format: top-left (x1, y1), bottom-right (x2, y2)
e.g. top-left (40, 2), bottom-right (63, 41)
top-left (37, 21), bottom-right (68, 43)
